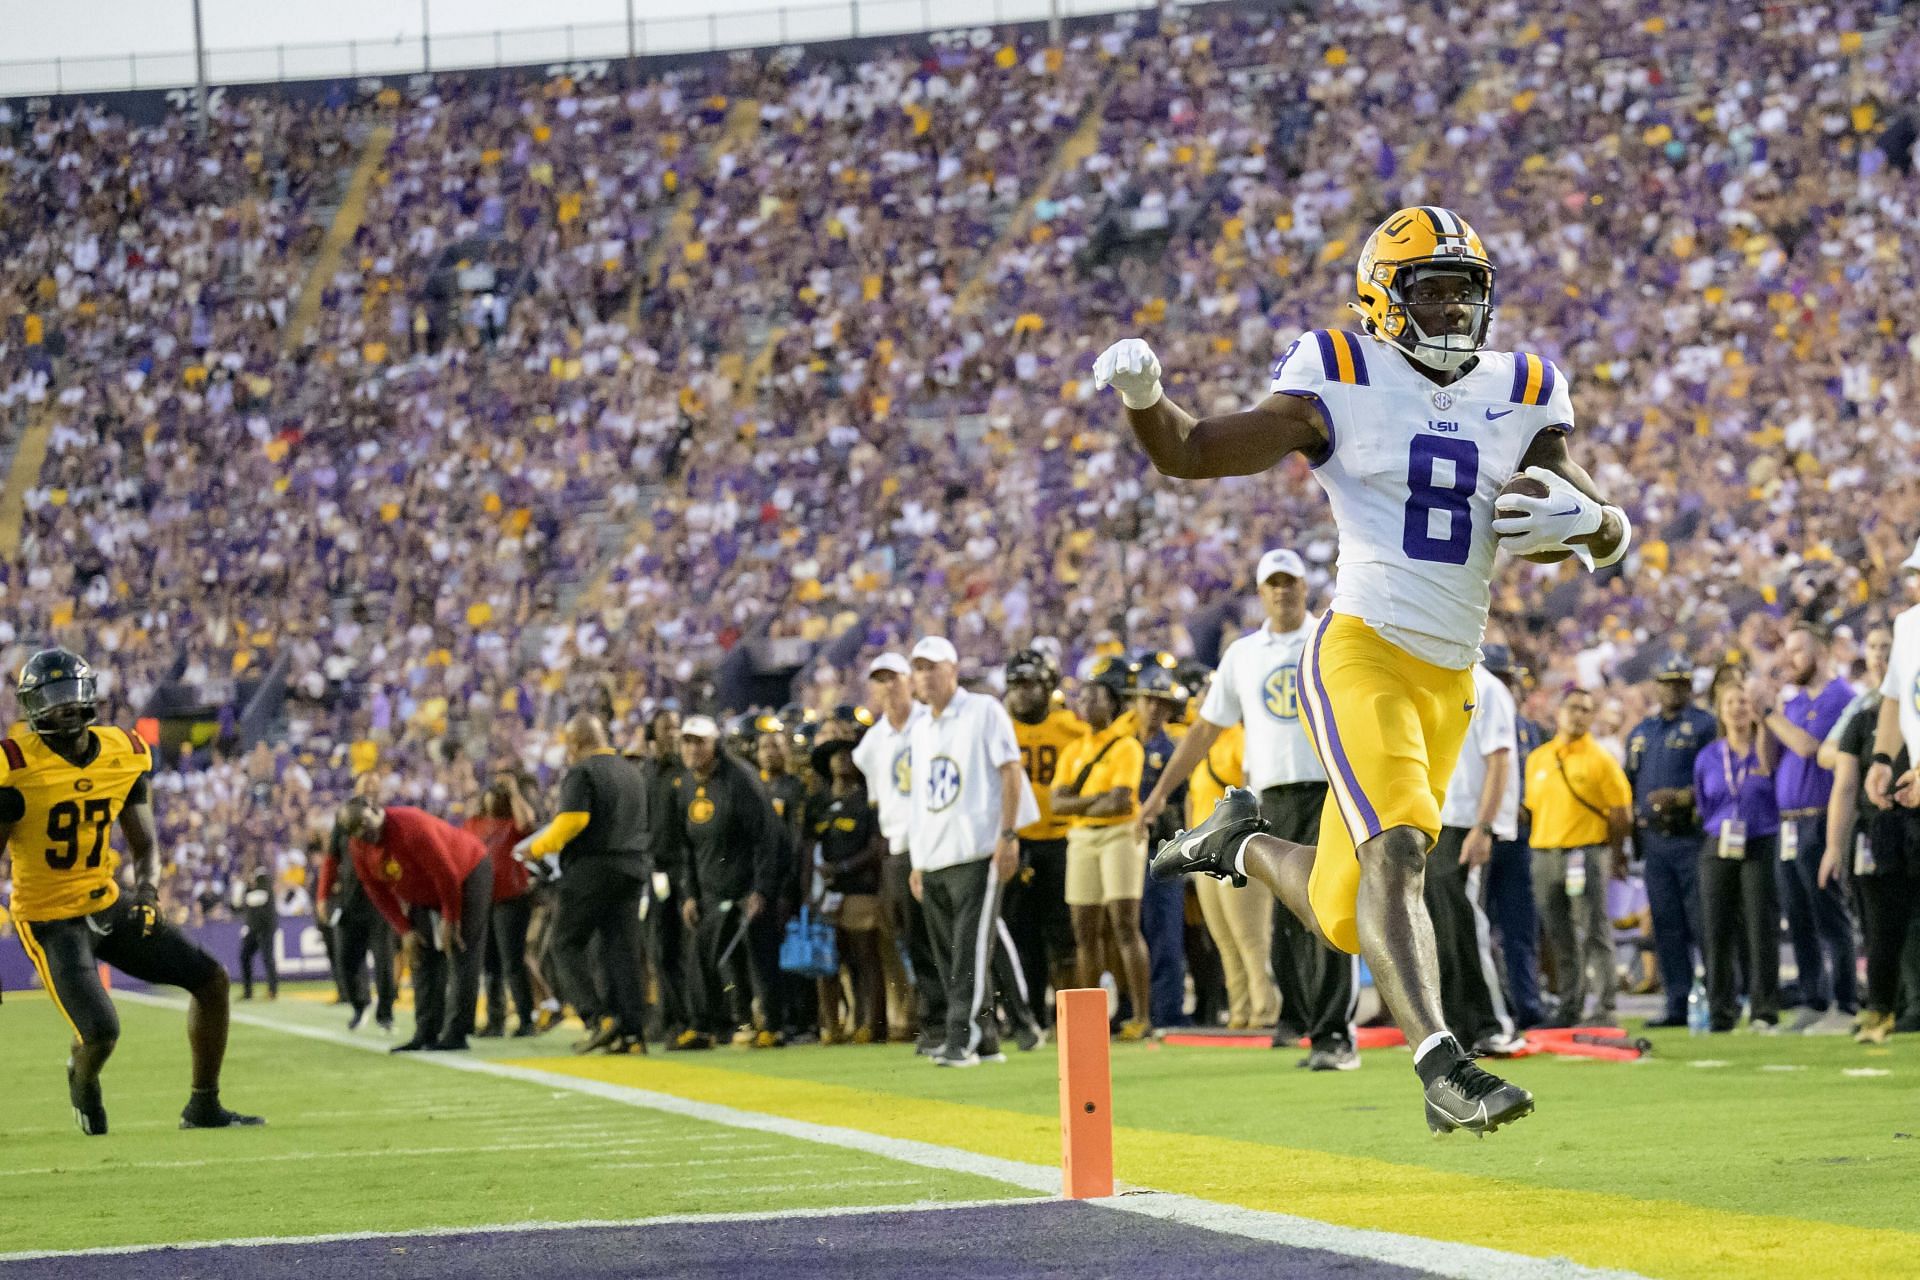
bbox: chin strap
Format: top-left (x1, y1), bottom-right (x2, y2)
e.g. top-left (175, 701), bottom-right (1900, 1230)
top-left (1573, 505), bottom-right (1631, 572)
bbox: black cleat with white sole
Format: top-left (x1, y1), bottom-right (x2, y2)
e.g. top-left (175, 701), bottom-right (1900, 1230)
top-left (1151, 787), bottom-right (1266, 887)
top-left (1423, 1056), bottom-right (1534, 1135)
top-left (68, 1062), bottom-right (107, 1137)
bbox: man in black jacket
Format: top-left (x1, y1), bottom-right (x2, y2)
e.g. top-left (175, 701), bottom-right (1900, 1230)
top-left (665, 716), bottom-right (785, 1049)
top-left (321, 816), bottom-right (396, 1033)
top-left (516, 713), bottom-right (653, 1055)
top-left (635, 708), bottom-right (691, 1041)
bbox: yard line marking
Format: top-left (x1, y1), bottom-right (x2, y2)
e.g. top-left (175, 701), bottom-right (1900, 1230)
top-left (117, 992), bottom-right (1649, 1280)
top-left (0, 1136), bottom-right (738, 1178)
top-left (0, 1197), bottom-right (1043, 1263)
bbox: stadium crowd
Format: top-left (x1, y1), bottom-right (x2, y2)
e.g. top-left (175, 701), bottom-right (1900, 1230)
top-left (2, 0), bottom-right (1920, 1048)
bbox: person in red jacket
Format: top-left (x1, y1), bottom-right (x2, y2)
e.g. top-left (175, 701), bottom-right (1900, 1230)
top-left (339, 797), bottom-right (492, 1052)
top-left (465, 773), bottom-right (539, 1038)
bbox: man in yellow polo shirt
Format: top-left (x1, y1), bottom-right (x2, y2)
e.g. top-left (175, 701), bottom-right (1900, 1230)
top-left (1524, 687), bottom-right (1632, 1027)
top-left (1053, 663), bottom-right (1150, 1039)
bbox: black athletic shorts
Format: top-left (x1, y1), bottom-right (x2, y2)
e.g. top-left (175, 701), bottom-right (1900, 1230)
top-left (15, 897), bottom-right (222, 1045)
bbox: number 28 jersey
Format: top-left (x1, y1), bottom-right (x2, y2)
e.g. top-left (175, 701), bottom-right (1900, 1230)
top-left (1272, 329), bottom-right (1573, 670)
top-left (0, 725), bottom-right (152, 921)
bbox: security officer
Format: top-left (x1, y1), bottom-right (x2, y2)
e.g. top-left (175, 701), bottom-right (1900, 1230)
top-left (1624, 656), bottom-right (1719, 1027)
top-left (752, 713), bottom-right (812, 1043)
top-left (1133, 657), bottom-right (1191, 1028)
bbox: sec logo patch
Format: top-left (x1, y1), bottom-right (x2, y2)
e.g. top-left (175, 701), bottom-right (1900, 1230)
top-left (892, 746), bottom-right (912, 796)
top-left (926, 756), bottom-right (962, 812)
top-left (1263, 665), bottom-right (1301, 721)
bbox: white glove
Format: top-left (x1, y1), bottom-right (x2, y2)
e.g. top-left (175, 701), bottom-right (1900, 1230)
top-left (1491, 466), bottom-right (1602, 557)
top-left (1092, 338), bottom-right (1164, 410)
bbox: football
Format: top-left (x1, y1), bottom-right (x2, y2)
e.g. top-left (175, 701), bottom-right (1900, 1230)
top-left (1495, 474), bottom-right (1575, 564)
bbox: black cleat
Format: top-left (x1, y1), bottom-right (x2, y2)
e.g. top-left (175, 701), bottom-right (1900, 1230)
top-left (180, 1099), bottom-right (266, 1130)
top-left (574, 1017), bottom-right (621, 1055)
top-left (426, 1037), bottom-right (470, 1052)
top-left (68, 1062), bottom-right (107, 1137)
top-left (347, 1005), bottom-right (368, 1032)
top-left (1424, 1058), bottom-right (1534, 1135)
top-left (603, 1033), bottom-right (648, 1055)
top-left (1152, 787), bottom-right (1265, 887)
top-left (389, 1038), bottom-right (429, 1054)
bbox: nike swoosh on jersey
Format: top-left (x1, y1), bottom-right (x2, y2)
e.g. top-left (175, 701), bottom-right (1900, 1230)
top-left (1485, 407), bottom-right (1514, 419)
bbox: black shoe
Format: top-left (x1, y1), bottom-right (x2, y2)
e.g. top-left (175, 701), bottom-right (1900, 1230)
top-left (669, 1029), bottom-right (715, 1051)
top-left (180, 1095), bottom-right (266, 1130)
top-left (68, 1062), bottom-right (107, 1137)
top-left (1014, 1021), bottom-right (1047, 1052)
top-left (1421, 1051), bottom-right (1534, 1135)
top-left (977, 1038), bottom-right (1007, 1064)
top-left (574, 1017), bottom-right (621, 1055)
top-left (477, 1023), bottom-right (506, 1039)
top-left (603, 1033), bottom-right (648, 1055)
top-left (1644, 1015), bottom-right (1688, 1030)
top-left (915, 1029), bottom-right (946, 1057)
top-left (426, 1038), bottom-right (470, 1052)
top-left (511, 1023), bottom-right (541, 1038)
top-left (389, 1038), bottom-right (429, 1054)
top-left (347, 1005), bottom-right (368, 1032)
top-left (1151, 787), bottom-right (1264, 886)
top-left (1306, 1043), bottom-right (1361, 1071)
top-left (376, 1016), bottom-right (395, 1035)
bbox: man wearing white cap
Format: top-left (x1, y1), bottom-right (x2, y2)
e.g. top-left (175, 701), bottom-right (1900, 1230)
top-left (1138, 549), bottom-right (1359, 1070)
top-left (850, 653), bottom-right (938, 1048)
top-left (906, 636), bottom-right (1044, 1067)
top-left (1861, 541), bottom-right (1920, 1035)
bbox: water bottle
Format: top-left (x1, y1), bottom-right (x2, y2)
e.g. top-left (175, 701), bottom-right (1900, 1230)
top-left (1687, 974), bottom-right (1710, 1036)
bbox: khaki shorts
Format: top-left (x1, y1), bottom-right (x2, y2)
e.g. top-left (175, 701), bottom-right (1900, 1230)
top-left (828, 893), bottom-right (881, 932)
top-left (1065, 824), bottom-right (1145, 906)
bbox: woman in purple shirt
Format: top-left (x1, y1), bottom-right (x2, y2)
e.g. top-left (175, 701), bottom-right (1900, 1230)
top-left (1693, 680), bottom-right (1782, 1032)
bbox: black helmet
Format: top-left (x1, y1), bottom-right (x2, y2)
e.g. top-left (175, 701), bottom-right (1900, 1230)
top-left (1004, 647), bottom-right (1059, 689)
top-left (724, 712), bottom-right (765, 755)
top-left (1088, 652), bottom-right (1135, 698)
top-left (18, 649), bottom-right (98, 739)
top-left (1133, 663), bottom-right (1189, 703)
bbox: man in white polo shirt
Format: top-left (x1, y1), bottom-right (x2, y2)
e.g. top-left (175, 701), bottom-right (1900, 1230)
top-left (1138, 548), bottom-right (1358, 1070)
top-left (906, 636), bottom-right (1043, 1067)
top-left (1428, 647), bottom-right (1524, 1056)
top-left (850, 653), bottom-right (939, 1050)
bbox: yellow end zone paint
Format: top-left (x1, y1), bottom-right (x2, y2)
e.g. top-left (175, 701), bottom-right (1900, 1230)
top-left (505, 1054), bottom-right (1919, 1280)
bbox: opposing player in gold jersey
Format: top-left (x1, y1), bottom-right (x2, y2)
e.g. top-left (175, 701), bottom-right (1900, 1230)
top-left (1004, 648), bottom-right (1088, 1013)
top-left (2, 649), bottom-right (262, 1135)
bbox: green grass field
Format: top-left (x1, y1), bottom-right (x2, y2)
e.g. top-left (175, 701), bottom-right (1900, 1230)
top-left (3, 982), bottom-right (1917, 1278)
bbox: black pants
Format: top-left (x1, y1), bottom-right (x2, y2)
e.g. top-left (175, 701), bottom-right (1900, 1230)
top-left (686, 896), bottom-right (759, 1036)
top-left (482, 894), bottom-right (537, 1027)
top-left (1260, 783), bottom-right (1355, 1049)
top-left (16, 898), bottom-right (222, 1045)
top-left (552, 858), bottom-right (648, 1037)
top-left (334, 899), bottom-right (397, 1021)
top-left (238, 922), bottom-right (279, 999)
top-left (1700, 836), bottom-right (1781, 1029)
top-left (408, 863), bottom-right (493, 1045)
top-left (1427, 827), bottom-right (1513, 1045)
top-left (1857, 809), bottom-right (1920, 1016)
top-left (319, 918), bottom-right (347, 1001)
top-left (889, 852), bottom-right (947, 1035)
top-left (643, 874), bottom-right (689, 1038)
top-left (1776, 813), bottom-right (1858, 1012)
top-left (920, 857), bottom-right (1036, 1054)
top-left (1005, 837), bottom-right (1073, 1026)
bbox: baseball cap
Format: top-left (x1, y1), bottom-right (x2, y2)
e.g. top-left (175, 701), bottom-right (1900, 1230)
top-left (911, 636), bottom-right (959, 665)
top-left (1481, 644), bottom-right (1521, 678)
top-left (1653, 655), bottom-right (1693, 683)
top-left (680, 715), bottom-right (719, 740)
top-left (1902, 536), bottom-right (1920, 571)
top-left (867, 653), bottom-right (910, 678)
top-left (1257, 548), bottom-right (1307, 583)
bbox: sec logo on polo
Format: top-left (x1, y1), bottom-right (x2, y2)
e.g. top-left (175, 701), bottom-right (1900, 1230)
top-left (1264, 665), bottom-right (1301, 721)
top-left (926, 756), bottom-right (962, 812)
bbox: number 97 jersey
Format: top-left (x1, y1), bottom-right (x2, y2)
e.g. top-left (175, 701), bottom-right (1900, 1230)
top-left (0, 726), bottom-right (153, 922)
top-left (1272, 329), bottom-right (1573, 667)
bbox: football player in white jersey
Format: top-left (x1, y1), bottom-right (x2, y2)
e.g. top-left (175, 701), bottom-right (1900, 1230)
top-left (1094, 206), bottom-right (1630, 1134)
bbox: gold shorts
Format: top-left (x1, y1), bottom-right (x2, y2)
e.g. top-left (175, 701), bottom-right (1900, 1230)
top-left (1065, 823), bottom-right (1145, 906)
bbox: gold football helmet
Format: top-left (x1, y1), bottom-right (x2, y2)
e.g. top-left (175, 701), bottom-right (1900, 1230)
top-left (1350, 207), bottom-right (1495, 371)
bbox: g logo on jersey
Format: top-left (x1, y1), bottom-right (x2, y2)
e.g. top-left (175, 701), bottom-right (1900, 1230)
top-left (1263, 665), bottom-right (1301, 721)
top-left (892, 746), bottom-right (912, 796)
top-left (925, 756), bottom-right (962, 812)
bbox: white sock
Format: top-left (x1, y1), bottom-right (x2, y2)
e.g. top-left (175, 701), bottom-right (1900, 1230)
top-left (1233, 834), bottom-right (1260, 877)
top-left (1413, 1032), bottom-right (1452, 1065)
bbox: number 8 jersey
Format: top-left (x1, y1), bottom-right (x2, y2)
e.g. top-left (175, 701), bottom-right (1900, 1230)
top-left (1272, 329), bottom-right (1573, 669)
top-left (0, 726), bottom-right (153, 921)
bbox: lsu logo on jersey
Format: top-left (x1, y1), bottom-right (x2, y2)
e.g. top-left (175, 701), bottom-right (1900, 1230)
top-left (925, 756), bottom-right (962, 812)
top-left (1263, 665), bottom-right (1301, 721)
top-left (891, 746), bottom-right (912, 796)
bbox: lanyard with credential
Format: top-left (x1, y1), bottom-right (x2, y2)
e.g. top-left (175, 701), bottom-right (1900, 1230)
top-left (1721, 740), bottom-right (1752, 804)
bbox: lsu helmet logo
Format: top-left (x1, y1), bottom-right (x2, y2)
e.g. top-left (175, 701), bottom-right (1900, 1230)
top-left (1351, 206), bottom-right (1495, 373)
top-left (1263, 665), bottom-right (1301, 721)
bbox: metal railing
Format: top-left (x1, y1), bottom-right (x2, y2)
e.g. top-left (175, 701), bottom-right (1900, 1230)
top-left (0, 0), bottom-right (1153, 98)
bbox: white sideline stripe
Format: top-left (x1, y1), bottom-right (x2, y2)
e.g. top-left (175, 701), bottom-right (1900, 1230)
top-left (0, 1198), bottom-right (1043, 1263)
top-left (0, 1140), bottom-right (789, 1179)
top-left (112, 992), bottom-right (1648, 1280)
